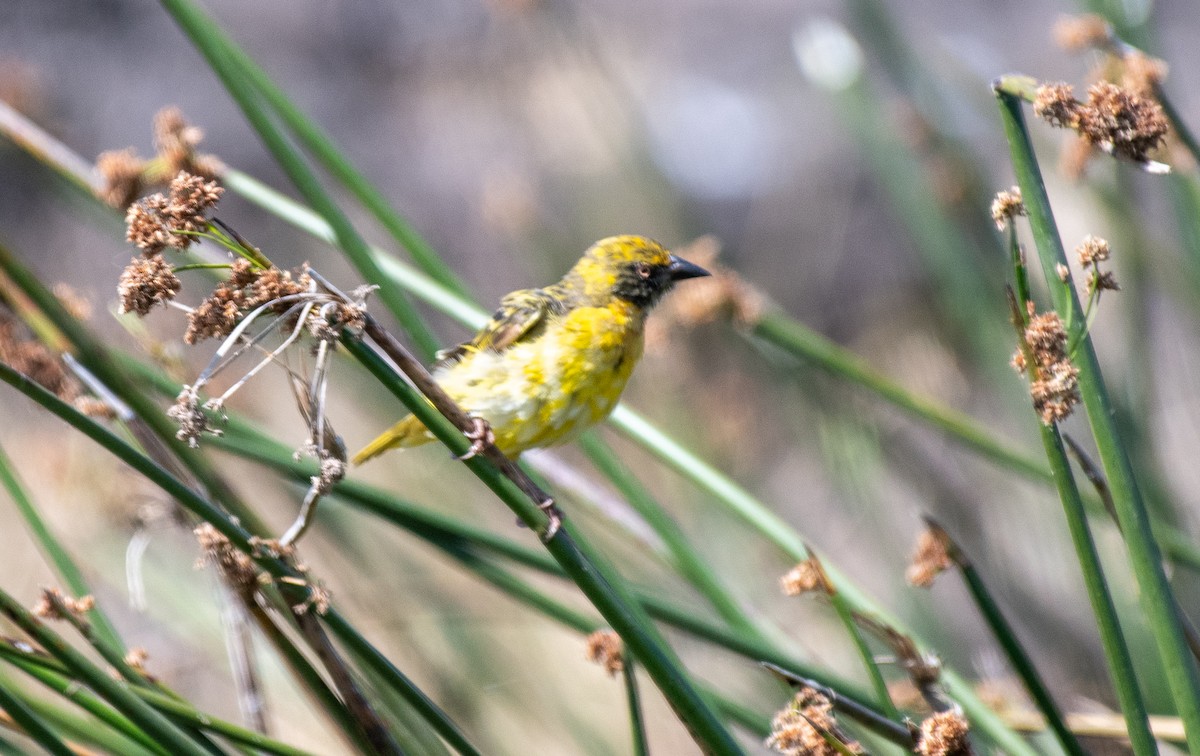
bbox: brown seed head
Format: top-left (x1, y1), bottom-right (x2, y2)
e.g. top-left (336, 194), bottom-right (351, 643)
top-left (781, 559), bottom-right (831, 596)
top-left (916, 711), bottom-right (972, 756)
top-left (1121, 51), bottom-right (1168, 97)
top-left (167, 386), bottom-right (223, 447)
top-left (1077, 82), bottom-right (1168, 163)
top-left (1024, 311), bottom-right (1069, 368)
top-left (765, 687), bottom-right (860, 755)
top-left (153, 106), bottom-right (224, 179)
top-left (163, 171), bottom-right (223, 241)
top-left (1052, 14), bottom-right (1112, 52)
top-left (118, 255), bottom-right (181, 316)
top-left (1086, 269), bottom-right (1121, 294)
top-left (32, 588), bottom-right (95, 620)
top-left (185, 260), bottom-right (311, 344)
top-left (654, 236), bottom-right (765, 331)
top-left (989, 187), bottom-right (1026, 231)
top-left (194, 522), bottom-right (258, 592)
top-left (96, 148), bottom-right (148, 208)
top-left (1030, 360), bottom-right (1081, 425)
top-left (1076, 235), bottom-right (1111, 266)
top-left (1033, 83), bottom-right (1082, 129)
top-left (906, 527), bottom-right (955, 588)
top-left (125, 194), bottom-right (173, 256)
top-left (0, 312), bottom-right (81, 401)
top-left (1021, 310), bottom-right (1081, 425)
top-left (585, 630), bottom-right (625, 676)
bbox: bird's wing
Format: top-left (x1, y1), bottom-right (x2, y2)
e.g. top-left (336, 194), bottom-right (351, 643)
top-left (434, 287), bottom-right (566, 367)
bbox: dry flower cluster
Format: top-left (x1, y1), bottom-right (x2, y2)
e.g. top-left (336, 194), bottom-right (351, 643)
top-left (584, 630), bottom-right (625, 676)
top-left (1033, 81), bottom-right (1168, 167)
top-left (31, 588), bottom-right (95, 620)
top-left (118, 171), bottom-right (223, 318)
top-left (0, 312), bottom-right (81, 402)
top-left (1075, 234), bottom-right (1120, 296)
top-left (780, 558), bottom-right (832, 596)
top-left (194, 523), bottom-right (260, 593)
top-left (916, 711), bottom-right (972, 756)
top-left (1012, 309), bottom-right (1081, 425)
top-left (989, 186), bottom-right (1026, 231)
top-left (765, 686), bottom-right (861, 756)
top-left (114, 142), bottom-right (371, 547)
top-left (96, 106), bottom-right (224, 209)
top-left (125, 171), bottom-right (224, 257)
top-left (184, 259), bottom-right (312, 344)
top-left (1053, 14), bottom-right (1168, 97)
top-left (906, 525), bottom-right (955, 588)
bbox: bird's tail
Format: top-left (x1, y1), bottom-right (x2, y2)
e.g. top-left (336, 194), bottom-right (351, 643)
top-left (352, 415), bottom-right (429, 465)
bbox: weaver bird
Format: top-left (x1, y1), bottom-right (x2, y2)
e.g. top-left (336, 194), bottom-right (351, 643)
top-left (353, 235), bottom-right (709, 464)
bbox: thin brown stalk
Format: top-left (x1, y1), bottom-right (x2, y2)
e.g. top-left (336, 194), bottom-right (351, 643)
top-left (360, 314), bottom-right (562, 534)
top-left (287, 604), bottom-right (401, 756)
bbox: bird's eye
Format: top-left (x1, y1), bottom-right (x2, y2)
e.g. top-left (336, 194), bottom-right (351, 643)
top-left (635, 262), bottom-right (652, 279)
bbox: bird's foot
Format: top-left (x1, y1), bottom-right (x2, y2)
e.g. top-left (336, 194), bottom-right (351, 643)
top-left (455, 416), bottom-right (495, 460)
top-left (538, 497), bottom-right (563, 541)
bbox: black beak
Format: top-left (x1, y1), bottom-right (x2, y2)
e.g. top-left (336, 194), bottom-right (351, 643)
top-left (667, 255), bottom-right (711, 281)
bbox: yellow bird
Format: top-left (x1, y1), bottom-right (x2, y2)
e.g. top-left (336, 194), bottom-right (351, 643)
top-left (353, 235), bottom-right (709, 463)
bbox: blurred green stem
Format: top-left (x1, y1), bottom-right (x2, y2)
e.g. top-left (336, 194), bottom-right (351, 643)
top-left (938, 520), bottom-right (1085, 756)
top-left (0, 360), bottom-right (474, 756)
top-left (0, 583), bottom-right (210, 756)
top-left (0, 643), bottom-right (315, 756)
top-left (0, 678), bottom-right (73, 756)
top-left (199, 10), bottom-right (470, 299)
top-left (159, 0), bottom-right (443, 362)
top-left (622, 659), bottom-right (649, 756)
top-left (579, 432), bottom-right (766, 642)
top-left (0, 442), bottom-right (124, 651)
top-left (343, 335), bottom-right (742, 754)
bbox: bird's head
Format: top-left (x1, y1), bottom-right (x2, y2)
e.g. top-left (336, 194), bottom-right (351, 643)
top-left (569, 235), bottom-right (710, 310)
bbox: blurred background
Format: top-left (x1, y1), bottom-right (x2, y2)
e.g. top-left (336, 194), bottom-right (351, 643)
top-left (3, 0), bottom-right (1200, 753)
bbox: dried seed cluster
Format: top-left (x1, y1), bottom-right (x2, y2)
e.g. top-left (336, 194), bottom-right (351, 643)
top-left (649, 236), bottom-right (765, 349)
top-left (1052, 13), bottom-right (1111, 52)
top-left (780, 558), bottom-right (830, 596)
top-left (194, 523), bottom-right (259, 592)
top-left (96, 106), bottom-right (223, 209)
top-left (1013, 311), bottom-right (1081, 425)
top-left (126, 172), bottom-right (223, 256)
top-left (916, 711), bottom-right (972, 756)
top-left (989, 187), bottom-right (1026, 231)
top-left (185, 259), bottom-right (312, 344)
top-left (584, 630), bottom-right (625, 676)
top-left (118, 254), bottom-right (181, 316)
top-left (168, 386), bottom-right (223, 448)
top-left (31, 588), bottom-right (95, 620)
top-left (1075, 234), bottom-right (1120, 296)
top-left (906, 527), bottom-right (954, 588)
top-left (1033, 81), bottom-right (1168, 165)
top-left (0, 313), bottom-right (81, 402)
top-left (765, 687), bottom-right (861, 756)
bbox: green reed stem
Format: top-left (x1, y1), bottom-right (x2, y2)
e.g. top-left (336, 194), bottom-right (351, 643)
top-left (998, 77), bottom-right (1200, 752)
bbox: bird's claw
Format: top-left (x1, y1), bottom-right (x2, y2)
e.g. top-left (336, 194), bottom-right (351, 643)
top-left (456, 416), bottom-right (495, 460)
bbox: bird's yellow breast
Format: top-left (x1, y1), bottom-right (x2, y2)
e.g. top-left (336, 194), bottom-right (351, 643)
top-left (433, 302), bottom-right (644, 455)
